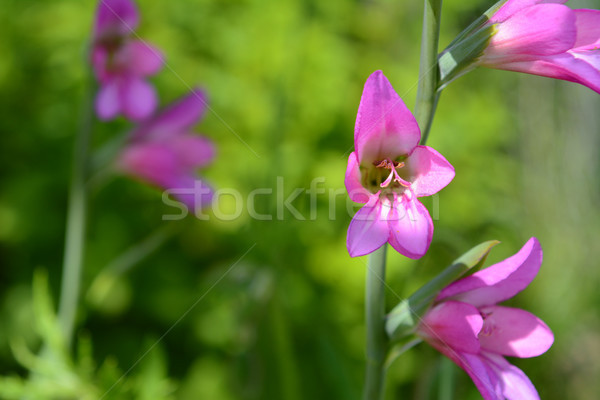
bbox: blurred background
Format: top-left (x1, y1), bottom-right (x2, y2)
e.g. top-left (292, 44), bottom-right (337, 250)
top-left (0, 0), bottom-right (599, 398)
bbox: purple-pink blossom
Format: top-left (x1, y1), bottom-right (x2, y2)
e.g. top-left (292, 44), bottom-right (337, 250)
top-left (417, 238), bottom-right (554, 400)
top-left (345, 71), bottom-right (454, 258)
top-left (92, 0), bottom-right (164, 121)
top-left (117, 89), bottom-right (215, 212)
top-left (480, 0), bottom-right (600, 93)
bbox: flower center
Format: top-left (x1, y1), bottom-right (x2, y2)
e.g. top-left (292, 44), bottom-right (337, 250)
top-left (97, 32), bottom-right (126, 53)
top-left (479, 310), bottom-right (495, 337)
top-left (360, 157), bottom-right (412, 195)
top-left (375, 159), bottom-right (411, 188)
top-left (95, 34), bottom-right (129, 73)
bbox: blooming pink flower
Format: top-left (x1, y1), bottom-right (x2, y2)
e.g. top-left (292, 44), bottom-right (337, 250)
top-left (417, 238), bottom-right (554, 400)
top-left (344, 71), bottom-right (455, 258)
top-left (92, 0), bottom-right (164, 121)
top-left (479, 0), bottom-right (600, 93)
top-left (117, 89), bottom-right (215, 212)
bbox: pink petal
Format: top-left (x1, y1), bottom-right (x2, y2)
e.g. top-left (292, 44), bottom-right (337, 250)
top-left (170, 135), bottom-right (216, 169)
top-left (168, 175), bottom-right (214, 213)
top-left (492, 57), bottom-right (571, 80)
top-left (485, 4), bottom-right (576, 62)
top-left (344, 152), bottom-right (371, 204)
top-left (437, 237), bottom-right (542, 307)
top-left (406, 146), bottom-right (455, 197)
top-left (387, 194), bottom-right (432, 259)
top-left (565, 51), bottom-right (600, 93)
top-left (491, 53), bottom-right (600, 94)
top-left (95, 80), bottom-right (121, 120)
top-left (572, 49), bottom-right (600, 71)
top-left (126, 41), bottom-right (165, 76)
top-left (117, 143), bottom-right (214, 211)
top-left (482, 352), bottom-right (541, 400)
top-left (117, 143), bottom-right (180, 188)
top-left (135, 89), bottom-right (208, 140)
top-left (346, 197), bottom-right (389, 257)
top-left (573, 9), bottom-right (600, 48)
top-left (478, 306), bottom-right (554, 358)
top-left (118, 144), bottom-right (214, 213)
top-left (432, 350), bottom-right (502, 400)
top-left (120, 77), bottom-right (158, 121)
top-left (419, 301), bottom-right (483, 353)
top-left (94, 0), bottom-right (139, 39)
top-left (354, 70), bottom-right (420, 164)
top-left (91, 47), bottom-right (110, 82)
top-left (461, 353), bottom-right (505, 400)
top-left (490, 0), bottom-right (568, 24)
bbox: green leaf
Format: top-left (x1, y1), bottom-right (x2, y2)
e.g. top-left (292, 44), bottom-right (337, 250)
top-left (384, 338), bottom-right (423, 370)
top-left (133, 340), bottom-right (175, 400)
top-left (437, 0), bottom-right (513, 89)
top-left (445, 0), bottom-right (508, 48)
top-left (385, 240), bottom-right (500, 342)
top-left (438, 25), bottom-right (496, 89)
top-left (32, 270), bottom-right (64, 354)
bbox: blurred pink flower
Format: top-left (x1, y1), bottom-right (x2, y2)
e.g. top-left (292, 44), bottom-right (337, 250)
top-left (344, 71), bottom-right (454, 258)
top-left (480, 0), bottom-right (600, 93)
top-left (417, 238), bottom-right (554, 400)
top-left (117, 89), bottom-right (215, 212)
top-left (92, 0), bottom-right (164, 121)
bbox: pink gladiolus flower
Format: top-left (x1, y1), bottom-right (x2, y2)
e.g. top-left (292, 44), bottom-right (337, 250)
top-left (345, 71), bottom-right (455, 258)
top-left (480, 0), bottom-right (600, 93)
top-left (92, 0), bottom-right (164, 121)
top-left (117, 89), bottom-right (215, 212)
top-left (417, 238), bottom-right (554, 400)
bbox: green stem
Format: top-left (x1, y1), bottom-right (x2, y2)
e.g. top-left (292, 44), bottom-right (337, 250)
top-left (363, 245), bottom-right (388, 400)
top-left (415, 0), bottom-right (443, 146)
top-left (438, 356), bottom-right (455, 400)
top-left (419, 92), bottom-right (441, 146)
top-left (57, 74), bottom-right (94, 349)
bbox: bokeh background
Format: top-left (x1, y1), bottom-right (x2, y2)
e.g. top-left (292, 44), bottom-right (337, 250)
top-left (1, 0), bottom-right (599, 399)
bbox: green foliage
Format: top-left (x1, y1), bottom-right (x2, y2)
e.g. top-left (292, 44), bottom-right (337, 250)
top-left (0, 272), bottom-right (173, 400)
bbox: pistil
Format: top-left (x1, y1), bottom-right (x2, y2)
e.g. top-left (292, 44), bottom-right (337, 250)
top-left (375, 159), bottom-right (411, 188)
top-left (480, 310), bottom-right (495, 336)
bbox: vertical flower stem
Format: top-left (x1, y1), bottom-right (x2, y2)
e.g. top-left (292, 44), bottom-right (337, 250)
top-left (363, 244), bottom-right (388, 400)
top-left (438, 356), bottom-right (456, 400)
top-left (415, 0), bottom-right (443, 146)
top-left (57, 72), bottom-right (94, 349)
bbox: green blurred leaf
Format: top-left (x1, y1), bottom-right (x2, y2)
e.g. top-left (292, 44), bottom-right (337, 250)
top-left (132, 341), bottom-right (175, 400)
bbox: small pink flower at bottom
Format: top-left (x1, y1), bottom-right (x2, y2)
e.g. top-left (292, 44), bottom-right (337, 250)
top-left (91, 0), bottom-right (164, 121)
top-left (117, 89), bottom-right (215, 213)
top-left (345, 70), bottom-right (454, 258)
top-left (479, 0), bottom-right (600, 93)
top-left (417, 238), bottom-right (554, 400)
